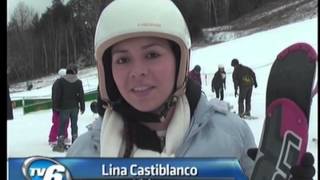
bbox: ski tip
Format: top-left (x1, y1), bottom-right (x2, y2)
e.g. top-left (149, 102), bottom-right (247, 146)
top-left (277, 42), bottom-right (317, 62)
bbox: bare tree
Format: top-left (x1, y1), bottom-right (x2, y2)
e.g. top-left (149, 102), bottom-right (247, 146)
top-left (10, 2), bottom-right (35, 32)
top-left (7, 2), bottom-right (37, 83)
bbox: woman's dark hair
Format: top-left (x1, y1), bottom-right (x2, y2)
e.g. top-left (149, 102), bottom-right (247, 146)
top-left (96, 87), bottom-right (107, 117)
top-left (67, 63), bottom-right (78, 74)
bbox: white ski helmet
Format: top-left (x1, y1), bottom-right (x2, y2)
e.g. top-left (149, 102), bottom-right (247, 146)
top-left (218, 64), bottom-right (224, 69)
top-left (95, 0), bottom-right (191, 103)
top-left (58, 68), bottom-right (66, 77)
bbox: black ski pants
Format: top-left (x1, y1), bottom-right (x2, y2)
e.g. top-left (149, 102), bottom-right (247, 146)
top-left (59, 108), bottom-right (79, 138)
top-left (238, 86), bottom-right (253, 116)
top-left (214, 87), bottom-right (224, 100)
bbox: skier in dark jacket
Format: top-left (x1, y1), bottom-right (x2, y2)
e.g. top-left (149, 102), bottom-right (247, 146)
top-left (211, 64), bottom-right (226, 100)
top-left (7, 83), bottom-right (13, 120)
top-left (53, 64), bottom-right (85, 152)
top-left (188, 65), bottom-right (202, 87)
top-left (231, 59), bottom-right (257, 117)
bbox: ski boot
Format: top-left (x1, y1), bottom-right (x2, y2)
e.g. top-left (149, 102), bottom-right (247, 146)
top-left (72, 134), bottom-right (78, 143)
top-left (52, 136), bottom-right (66, 152)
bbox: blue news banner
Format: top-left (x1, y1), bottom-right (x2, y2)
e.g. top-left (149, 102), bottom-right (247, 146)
top-left (9, 157), bottom-right (248, 180)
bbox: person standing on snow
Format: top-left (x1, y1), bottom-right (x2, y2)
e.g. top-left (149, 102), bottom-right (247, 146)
top-left (52, 64), bottom-right (85, 152)
top-left (49, 68), bottom-right (70, 146)
top-left (66, 1), bottom-right (316, 179)
top-left (231, 59), bottom-right (257, 117)
top-left (188, 65), bottom-right (202, 87)
top-left (211, 64), bottom-right (226, 100)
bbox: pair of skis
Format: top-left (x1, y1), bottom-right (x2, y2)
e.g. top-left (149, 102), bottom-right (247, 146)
top-left (251, 42), bottom-right (317, 179)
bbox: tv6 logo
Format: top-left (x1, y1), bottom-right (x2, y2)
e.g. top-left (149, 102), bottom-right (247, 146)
top-left (22, 156), bottom-right (72, 180)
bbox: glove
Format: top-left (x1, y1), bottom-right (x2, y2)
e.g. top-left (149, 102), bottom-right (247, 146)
top-left (90, 101), bottom-right (98, 114)
top-left (211, 88), bottom-right (215, 93)
top-left (247, 148), bottom-right (315, 180)
top-left (247, 148), bottom-right (258, 160)
top-left (290, 152), bottom-right (315, 180)
top-left (80, 109), bottom-right (85, 114)
top-left (234, 91), bottom-right (238, 97)
top-left (254, 83), bottom-right (258, 88)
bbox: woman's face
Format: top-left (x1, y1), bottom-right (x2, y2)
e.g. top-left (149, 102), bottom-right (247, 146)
top-left (111, 37), bottom-right (176, 112)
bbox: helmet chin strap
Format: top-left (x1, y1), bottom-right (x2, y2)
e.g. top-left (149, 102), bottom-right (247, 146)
top-left (158, 96), bottom-right (178, 121)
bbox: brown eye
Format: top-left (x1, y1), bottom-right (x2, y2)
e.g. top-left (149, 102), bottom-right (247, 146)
top-left (115, 57), bottom-right (130, 64)
top-left (146, 52), bottom-right (160, 59)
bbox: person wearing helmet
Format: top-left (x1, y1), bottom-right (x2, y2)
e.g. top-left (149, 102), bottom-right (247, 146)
top-left (52, 64), bottom-right (85, 152)
top-left (211, 64), bottom-right (226, 100)
top-left (49, 68), bottom-right (70, 146)
top-left (188, 65), bottom-right (202, 87)
top-left (66, 0), bottom-right (315, 179)
top-left (231, 59), bottom-right (257, 118)
top-left (67, 0), bottom-right (254, 177)
top-left (58, 68), bottom-right (67, 77)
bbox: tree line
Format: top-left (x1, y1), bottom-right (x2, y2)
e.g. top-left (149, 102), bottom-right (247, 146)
top-left (7, 0), bottom-right (265, 84)
top-left (7, 0), bottom-right (103, 83)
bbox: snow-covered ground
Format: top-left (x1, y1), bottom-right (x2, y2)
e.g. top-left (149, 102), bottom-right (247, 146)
top-left (8, 18), bottom-right (318, 178)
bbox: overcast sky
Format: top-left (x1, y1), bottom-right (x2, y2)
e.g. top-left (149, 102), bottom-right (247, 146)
top-left (7, 0), bottom-right (69, 22)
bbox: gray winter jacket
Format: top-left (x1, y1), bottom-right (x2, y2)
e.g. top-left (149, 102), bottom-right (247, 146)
top-left (67, 94), bottom-right (256, 177)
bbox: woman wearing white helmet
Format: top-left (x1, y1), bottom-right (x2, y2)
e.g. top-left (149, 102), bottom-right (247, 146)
top-left (67, 0), bottom-right (256, 177)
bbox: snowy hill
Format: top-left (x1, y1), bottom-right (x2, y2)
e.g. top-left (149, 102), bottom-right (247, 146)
top-left (8, 17), bottom-right (318, 179)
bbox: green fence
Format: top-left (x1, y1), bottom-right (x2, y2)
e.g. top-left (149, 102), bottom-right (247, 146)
top-left (84, 90), bottom-right (99, 101)
top-left (13, 98), bottom-right (50, 109)
top-left (22, 90), bottom-right (98, 114)
top-left (24, 99), bottom-right (52, 114)
top-left (25, 98), bottom-right (51, 106)
top-left (12, 99), bottom-right (23, 108)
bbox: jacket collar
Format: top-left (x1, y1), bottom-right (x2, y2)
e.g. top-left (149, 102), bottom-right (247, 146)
top-left (183, 94), bottom-right (232, 141)
top-left (88, 94), bottom-right (232, 155)
top-left (86, 116), bottom-right (103, 154)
